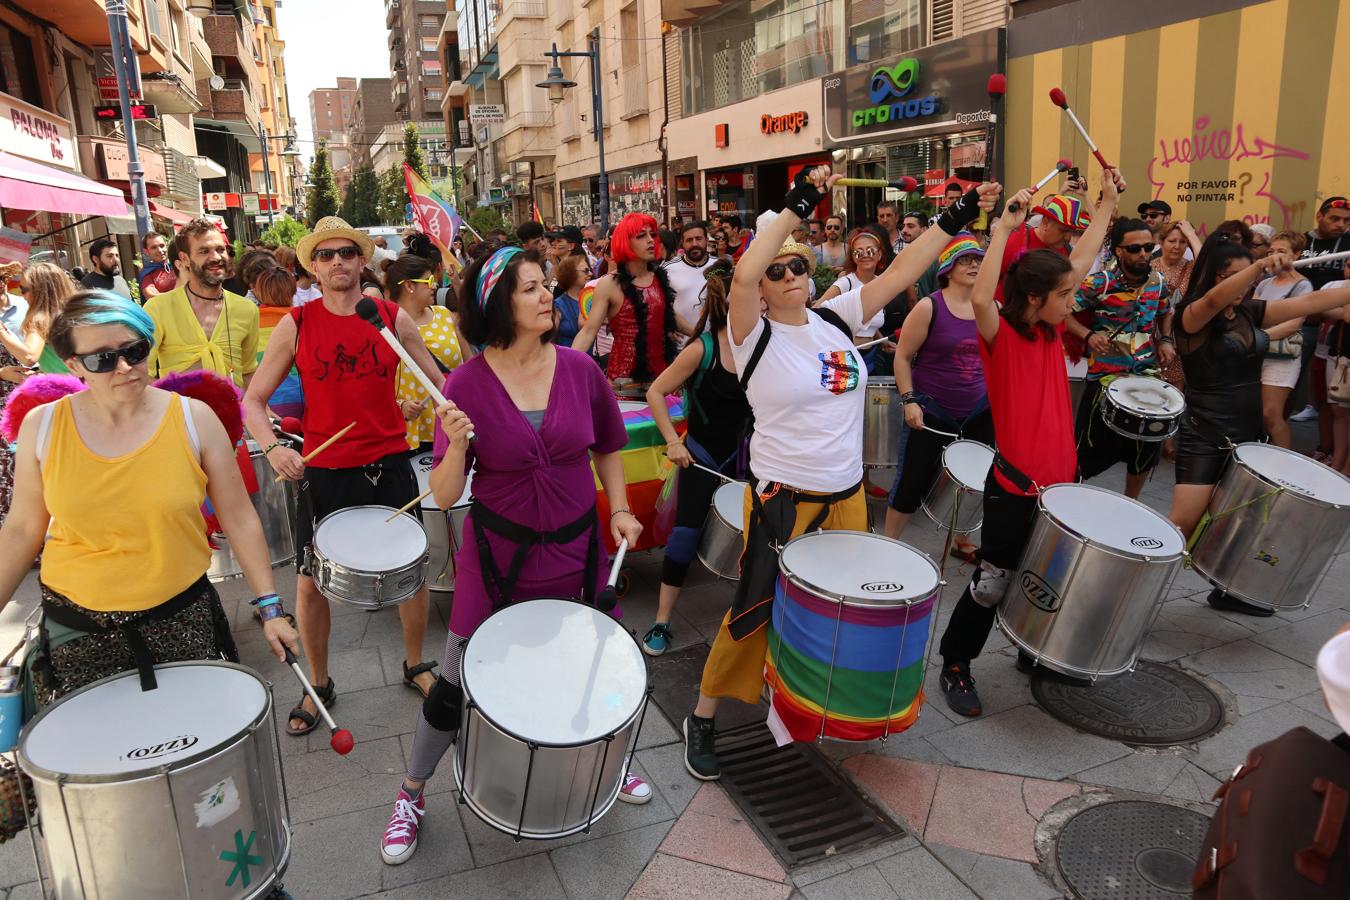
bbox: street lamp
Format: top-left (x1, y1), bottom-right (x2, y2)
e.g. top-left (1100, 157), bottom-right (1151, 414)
top-left (258, 129), bottom-right (302, 228)
top-left (537, 28), bottom-right (608, 233)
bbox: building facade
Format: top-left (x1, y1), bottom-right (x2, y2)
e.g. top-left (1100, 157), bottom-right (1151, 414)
top-left (388, 0), bottom-right (447, 124)
top-left (311, 78), bottom-right (358, 195)
top-left (348, 78), bottom-right (397, 170)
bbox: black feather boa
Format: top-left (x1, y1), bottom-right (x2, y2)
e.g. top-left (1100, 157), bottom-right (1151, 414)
top-left (614, 263), bottom-right (677, 382)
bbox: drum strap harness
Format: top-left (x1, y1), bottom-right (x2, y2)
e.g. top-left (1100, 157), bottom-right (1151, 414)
top-left (992, 453), bottom-right (1041, 496)
top-left (469, 500), bottom-right (600, 609)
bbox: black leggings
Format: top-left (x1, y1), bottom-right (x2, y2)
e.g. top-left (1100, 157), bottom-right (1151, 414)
top-left (890, 408), bottom-right (995, 514)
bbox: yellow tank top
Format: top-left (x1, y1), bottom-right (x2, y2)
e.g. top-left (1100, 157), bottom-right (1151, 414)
top-left (40, 395), bottom-right (211, 612)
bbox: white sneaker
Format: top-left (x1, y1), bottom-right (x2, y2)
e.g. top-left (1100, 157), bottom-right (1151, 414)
top-left (618, 772), bottom-right (652, 804)
top-left (1290, 404), bottom-right (1319, 422)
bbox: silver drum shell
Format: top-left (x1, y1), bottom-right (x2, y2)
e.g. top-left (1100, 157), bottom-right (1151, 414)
top-left (997, 488), bottom-right (1183, 679)
top-left (920, 443), bottom-right (990, 534)
top-left (1190, 445), bottom-right (1350, 611)
top-left (697, 486), bottom-right (745, 581)
top-left (17, 663), bottom-right (290, 899)
top-left (308, 507), bottom-right (429, 610)
top-left (420, 507), bottom-right (455, 593)
top-left (208, 442), bottom-right (296, 582)
top-left (863, 377), bottom-right (900, 468)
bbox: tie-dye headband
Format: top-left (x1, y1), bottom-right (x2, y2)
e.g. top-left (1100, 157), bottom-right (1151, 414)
top-left (936, 233), bottom-right (985, 277)
top-left (475, 246), bottom-right (522, 312)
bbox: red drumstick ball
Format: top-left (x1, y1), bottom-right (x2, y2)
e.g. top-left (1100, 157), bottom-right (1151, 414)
top-left (331, 728), bottom-right (355, 755)
top-left (1049, 87), bottom-right (1068, 108)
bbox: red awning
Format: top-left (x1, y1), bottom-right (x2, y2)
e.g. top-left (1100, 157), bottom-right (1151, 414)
top-left (149, 201), bottom-right (197, 229)
top-left (0, 152), bottom-right (130, 218)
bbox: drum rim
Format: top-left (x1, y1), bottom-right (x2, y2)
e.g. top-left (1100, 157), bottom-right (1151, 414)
top-left (995, 609), bottom-right (1137, 679)
top-left (1037, 484), bottom-right (1186, 562)
top-left (312, 505), bottom-right (430, 573)
top-left (458, 597), bottom-right (649, 748)
top-left (1102, 380), bottom-right (1185, 422)
top-left (940, 439), bottom-right (995, 490)
top-left (17, 661), bottom-right (273, 785)
top-left (1231, 441), bottom-right (1350, 510)
top-left (778, 529), bottom-right (941, 607)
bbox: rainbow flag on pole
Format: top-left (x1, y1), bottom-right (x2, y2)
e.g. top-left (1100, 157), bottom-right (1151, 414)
top-left (533, 201), bottom-right (544, 224)
top-left (403, 163), bottom-right (462, 273)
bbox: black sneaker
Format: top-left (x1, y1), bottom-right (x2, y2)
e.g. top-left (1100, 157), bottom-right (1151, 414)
top-left (1206, 588), bottom-right (1275, 618)
top-left (940, 663), bottom-right (982, 717)
top-left (683, 715), bottom-right (721, 780)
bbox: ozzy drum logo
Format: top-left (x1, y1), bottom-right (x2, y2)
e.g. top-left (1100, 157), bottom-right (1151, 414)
top-left (1019, 571), bottom-right (1062, 612)
top-left (1130, 536), bottom-right (1164, 550)
top-left (861, 581), bottom-right (902, 593)
top-left (124, 734), bottom-right (199, 761)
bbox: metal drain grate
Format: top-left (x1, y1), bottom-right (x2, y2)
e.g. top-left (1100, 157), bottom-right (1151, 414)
top-left (715, 722), bottom-right (903, 868)
top-left (1032, 660), bottom-right (1225, 746)
top-left (1056, 800), bottom-right (1209, 899)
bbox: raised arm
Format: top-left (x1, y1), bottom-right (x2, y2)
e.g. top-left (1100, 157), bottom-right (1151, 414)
top-left (1180, 258), bottom-right (1272, 335)
top-left (1263, 283), bottom-right (1350, 327)
top-left (972, 187), bottom-right (1033, 345)
top-left (1068, 169), bottom-right (1124, 284)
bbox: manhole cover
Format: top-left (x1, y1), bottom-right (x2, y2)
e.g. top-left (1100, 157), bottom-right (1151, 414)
top-left (1031, 660), bottom-right (1224, 746)
top-left (1056, 800), bottom-right (1209, 899)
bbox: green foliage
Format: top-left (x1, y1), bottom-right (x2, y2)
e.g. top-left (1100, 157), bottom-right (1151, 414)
top-left (466, 207), bottom-right (506, 241)
top-left (259, 216), bottom-right (309, 248)
top-left (349, 166), bottom-right (381, 227)
top-left (402, 123), bottom-right (427, 180)
top-left (339, 181), bottom-right (356, 222)
top-left (812, 262), bottom-right (836, 297)
top-left (305, 142), bottom-right (340, 226)
top-left (232, 239), bottom-right (248, 262)
top-left (378, 167), bottom-right (407, 226)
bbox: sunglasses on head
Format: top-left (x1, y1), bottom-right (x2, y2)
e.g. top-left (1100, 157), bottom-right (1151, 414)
top-left (1324, 199), bottom-right (1350, 210)
top-left (400, 275), bottom-right (437, 287)
top-left (74, 339), bottom-right (151, 374)
top-left (1118, 242), bottom-right (1157, 255)
top-left (312, 245), bottom-right (361, 262)
top-left (765, 257), bottom-right (810, 281)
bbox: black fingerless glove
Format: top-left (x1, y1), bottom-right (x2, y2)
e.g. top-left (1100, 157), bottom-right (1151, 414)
top-left (936, 185), bottom-right (983, 235)
top-left (783, 169), bottom-right (826, 221)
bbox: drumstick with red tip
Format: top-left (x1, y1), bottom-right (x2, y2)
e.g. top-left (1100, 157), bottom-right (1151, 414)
top-left (1049, 88), bottom-right (1112, 170)
top-left (1008, 159), bottom-right (1073, 213)
top-left (836, 176), bottom-right (920, 193)
top-left (985, 74), bottom-right (1005, 178)
top-left (284, 648), bottom-right (354, 755)
top-left (596, 538), bottom-right (628, 613)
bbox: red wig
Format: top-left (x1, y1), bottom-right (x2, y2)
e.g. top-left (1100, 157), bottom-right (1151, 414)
top-left (611, 213), bottom-right (663, 265)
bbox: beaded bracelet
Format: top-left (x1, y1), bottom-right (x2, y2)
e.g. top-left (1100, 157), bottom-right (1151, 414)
top-left (610, 508), bottom-right (632, 521)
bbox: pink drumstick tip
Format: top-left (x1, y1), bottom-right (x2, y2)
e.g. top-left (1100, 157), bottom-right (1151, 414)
top-left (987, 73), bottom-right (1006, 97)
top-left (1049, 87), bottom-right (1068, 108)
top-left (897, 176), bottom-right (919, 192)
top-left (331, 728), bottom-right (355, 755)
top-left (1057, 158), bottom-right (1073, 171)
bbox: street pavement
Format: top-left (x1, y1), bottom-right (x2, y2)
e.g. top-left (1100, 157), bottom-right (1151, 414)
top-left (0, 422), bottom-right (1344, 898)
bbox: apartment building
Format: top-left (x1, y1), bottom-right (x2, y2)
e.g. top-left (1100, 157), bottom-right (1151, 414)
top-left (388, 0), bottom-right (447, 123)
top-left (311, 78), bottom-right (359, 196)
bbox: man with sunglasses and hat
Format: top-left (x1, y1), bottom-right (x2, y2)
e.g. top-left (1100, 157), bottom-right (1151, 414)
top-left (1063, 217), bottom-right (1173, 499)
top-left (242, 216), bottom-right (450, 737)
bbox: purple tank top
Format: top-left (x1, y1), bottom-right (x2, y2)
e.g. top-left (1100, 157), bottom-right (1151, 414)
top-left (911, 290), bottom-right (987, 419)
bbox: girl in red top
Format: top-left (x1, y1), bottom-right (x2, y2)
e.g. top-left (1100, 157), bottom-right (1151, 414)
top-left (937, 173), bottom-right (1123, 718)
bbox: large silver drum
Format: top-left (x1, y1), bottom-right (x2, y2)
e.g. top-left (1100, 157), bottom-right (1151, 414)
top-left (455, 598), bottom-right (649, 840)
top-left (1190, 443), bottom-right (1350, 611)
top-left (208, 440), bottom-right (296, 582)
top-left (921, 440), bottom-right (994, 533)
top-left (414, 452), bottom-right (476, 594)
top-left (998, 484), bottom-right (1185, 680)
top-left (309, 506), bottom-right (428, 609)
top-left (697, 481), bottom-right (746, 580)
top-left (18, 663), bottom-right (289, 899)
top-left (1067, 357), bottom-right (1088, 416)
top-left (863, 377), bottom-right (901, 468)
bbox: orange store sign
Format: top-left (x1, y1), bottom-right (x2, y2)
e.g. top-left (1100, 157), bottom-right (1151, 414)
top-left (760, 111), bottom-right (809, 136)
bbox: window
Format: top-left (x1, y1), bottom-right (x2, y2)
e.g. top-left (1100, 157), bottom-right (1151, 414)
top-left (421, 37), bottom-right (438, 53)
top-left (426, 89), bottom-right (444, 103)
top-left (846, 0), bottom-right (921, 66)
top-left (620, 4), bottom-right (639, 68)
top-left (420, 14), bottom-right (441, 29)
top-left (144, 0), bottom-right (167, 40)
top-left (0, 22), bottom-right (41, 107)
top-left (423, 59), bottom-right (442, 77)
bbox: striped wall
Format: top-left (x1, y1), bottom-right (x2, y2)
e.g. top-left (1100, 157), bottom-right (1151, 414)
top-left (1004, 0), bottom-right (1349, 234)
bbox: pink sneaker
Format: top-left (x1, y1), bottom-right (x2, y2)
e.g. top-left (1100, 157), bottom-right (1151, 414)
top-left (380, 787), bottom-right (426, 865)
top-left (618, 772), bottom-right (652, 805)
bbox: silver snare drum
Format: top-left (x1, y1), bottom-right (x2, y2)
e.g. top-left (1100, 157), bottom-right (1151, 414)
top-left (309, 506), bottom-right (429, 609)
top-left (1099, 375), bottom-right (1185, 442)
top-left (921, 440), bottom-right (994, 534)
top-left (455, 598), bottom-right (649, 840)
top-left (998, 484), bottom-right (1185, 680)
top-left (209, 440), bottom-right (296, 582)
top-left (863, 377), bottom-right (901, 468)
top-left (18, 663), bottom-right (289, 899)
top-left (1190, 443), bottom-right (1350, 611)
top-left (697, 481), bottom-right (747, 580)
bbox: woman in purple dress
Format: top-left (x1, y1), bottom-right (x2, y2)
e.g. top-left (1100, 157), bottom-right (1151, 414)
top-left (378, 246), bottom-right (648, 865)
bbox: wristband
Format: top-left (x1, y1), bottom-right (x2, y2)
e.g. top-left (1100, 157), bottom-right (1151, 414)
top-left (258, 603), bottom-right (288, 622)
top-left (251, 593), bottom-right (280, 607)
top-left (610, 508), bottom-right (631, 521)
top-left (936, 186), bottom-right (984, 235)
top-left (782, 169), bottom-right (826, 221)
top-left (261, 442), bottom-right (282, 457)
top-left (900, 391), bottom-right (920, 404)
top-left (1157, 335), bottom-right (1175, 344)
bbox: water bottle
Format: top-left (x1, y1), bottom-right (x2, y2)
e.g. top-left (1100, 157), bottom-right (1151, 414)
top-left (0, 667), bottom-right (23, 752)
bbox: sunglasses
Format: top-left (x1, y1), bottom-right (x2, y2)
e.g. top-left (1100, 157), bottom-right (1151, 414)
top-left (400, 275), bottom-right (437, 287)
top-left (765, 258), bottom-right (810, 281)
top-left (1324, 199), bottom-right (1350, 210)
top-left (852, 247), bottom-right (879, 259)
top-left (1142, 212), bottom-right (1165, 219)
top-left (74, 339), bottom-right (151, 374)
top-left (1118, 243), bottom-right (1157, 255)
top-left (312, 246), bottom-right (361, 262)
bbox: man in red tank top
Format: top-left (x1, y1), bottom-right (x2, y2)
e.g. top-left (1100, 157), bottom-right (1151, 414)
top-left (243, 216), bottom-right (452, 737)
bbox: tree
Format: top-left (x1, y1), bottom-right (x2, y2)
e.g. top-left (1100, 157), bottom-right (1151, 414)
top-left (378, 167), bottom-right (407, 226)
top-left (351, 166), bottom-right (381, 227)
top-left (466, 206), bottom-right (507, 241)
top-left (305, 142), bottom-right (339, 226)
top-left (402, 122), bottom-right (427, 180)
top-left (260, 216), bottom-right (310, 248)
top-left (339, 181), bottom-right (356, 222)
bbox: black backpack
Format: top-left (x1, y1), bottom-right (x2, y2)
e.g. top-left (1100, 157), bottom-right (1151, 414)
top-left (738, 307), bottom-right (853, 388)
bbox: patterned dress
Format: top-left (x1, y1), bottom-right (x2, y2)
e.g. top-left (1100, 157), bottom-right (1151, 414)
top-left (0, 342), bottom-right (18, 532)
top-left (397, 306), bottom-right (465, 448)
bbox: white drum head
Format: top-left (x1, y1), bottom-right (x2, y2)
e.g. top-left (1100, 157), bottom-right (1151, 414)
top-left (712, 482), bottom-right (747, 531)
top-left (22, 664), bottom-right (266, 777)
top-left (315, 506), bottom-right (428, 569)
top-left (617, 401), bottom-right (646, 414)
top-left (944, 440), bottom-right (994, 491)
top-left (780, 531), bottom-right (938, 606)
top-left (1041, 484), bottom-right (1184, 557)
top-left (1067, 357), bottom-right (1088, 380)
top-left (463, 598), bottom-right (646, 744)
top-left (1235, 443), bottom-right (1350, 506)
top-left (1106, 376), bottom-right (1185, 416)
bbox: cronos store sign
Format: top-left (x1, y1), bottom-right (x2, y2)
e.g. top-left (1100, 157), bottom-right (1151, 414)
top-left (822, 29), bottom-right (1002, 146)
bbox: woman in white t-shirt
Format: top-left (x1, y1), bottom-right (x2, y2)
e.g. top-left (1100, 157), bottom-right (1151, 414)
top-left (682, 166), bottom-right (995, 780)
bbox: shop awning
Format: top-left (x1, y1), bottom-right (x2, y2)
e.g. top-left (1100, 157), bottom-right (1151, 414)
top-left (0, 152), bottom-right (130, 218)
top-left (149, 201), bottom-right (198, 229)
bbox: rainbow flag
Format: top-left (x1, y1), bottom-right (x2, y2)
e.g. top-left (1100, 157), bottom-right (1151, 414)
top-left (532, 201), bottom-right (544, 225)
top-left (403, 163), bottom-right (462, 273)
top-left (594, 395), bottom-right (686, 552)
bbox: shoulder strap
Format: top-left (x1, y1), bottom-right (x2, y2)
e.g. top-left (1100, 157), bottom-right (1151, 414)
top-left (35, 400), bottom-right (58, 468)
top-left (696, 331), bottom-right (715, 374)
top-left (178, 394), bottom-right (201, 459)
top-left (813, 306), bottom-right (852, 338)
top-left (738, 317), bottom-right (772, 389)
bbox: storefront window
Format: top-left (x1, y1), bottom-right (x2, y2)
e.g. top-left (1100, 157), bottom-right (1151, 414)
top-left (561, 178), bottom-right (597, 227)
top-left (681, 0), bottom-right (838, 116)
top-left (608, 164), bottom-right (664, 220)
top-left (845, 0), bottom-right (922, 66)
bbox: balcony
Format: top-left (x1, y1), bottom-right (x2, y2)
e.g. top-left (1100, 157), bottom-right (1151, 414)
top-left (203, 14), bottom-right (258, 65)
top-left (502, 109), bottom-right (549, 135)
top-left (619, 66), bottom-right (649, 121)
top-left (209, 81), bottom-right (260, 124)
top-left (386, 0), bottom-right (401, 28)
top-left (496, 1), bottom-right (545, 28)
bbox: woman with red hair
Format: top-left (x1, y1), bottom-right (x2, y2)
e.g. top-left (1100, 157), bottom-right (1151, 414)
top-left (571, 212), bottom-right (677, 394)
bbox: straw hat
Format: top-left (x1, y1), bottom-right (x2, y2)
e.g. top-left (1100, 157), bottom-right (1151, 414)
top-left (295, 216), bottom-right (375, 273)
top-left (757, 210), bottom-right (817, 269)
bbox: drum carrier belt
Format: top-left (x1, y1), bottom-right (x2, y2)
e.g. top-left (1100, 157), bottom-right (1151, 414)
top-left (469, 500), bottom-right (600, 609)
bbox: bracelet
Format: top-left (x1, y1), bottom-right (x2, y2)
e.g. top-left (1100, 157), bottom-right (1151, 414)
top-left (610, 508), bottom-right (631, 521)
top-left (251, 593), bottom-right (280, 607)
top-left (258, 603), bottom-right (288, 622)
top-left (1157, 335), bottom-right (1175, 344)
top-left (900, 391), bottom-right (919, 404)
top-left (261, 442), bottom-right (282, 456)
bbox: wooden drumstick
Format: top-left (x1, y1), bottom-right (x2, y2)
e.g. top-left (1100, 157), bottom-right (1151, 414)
top-left (386, 488), bottom-right (434, 522)
top-left (273, 421), bottom-right (356, 481)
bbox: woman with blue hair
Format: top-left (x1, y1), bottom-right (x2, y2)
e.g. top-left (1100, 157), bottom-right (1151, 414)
top-left (0, 289), bottom-right (298, 706)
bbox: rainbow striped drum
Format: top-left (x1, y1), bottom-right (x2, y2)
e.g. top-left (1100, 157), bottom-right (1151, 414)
top-left (766, 531), bottom-right (939, 743)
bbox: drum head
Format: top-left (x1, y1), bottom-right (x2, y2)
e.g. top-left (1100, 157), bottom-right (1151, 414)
top-left (779, 531), bottom-right (938, 607)
top-left (943, 440), bottom-right (994, 491)
top-left (1106, 376), bottom-right (1184, 416)
top-left (712, 482), bottom-right (747, 530)
top-left (1235, 443), bottom-right (1350, 506)
top-left (1040, 484), bottom-right (1184, 557)
top-left (617, 401), bottom-right (646, 414)
top-left (21, 663), bottom-right (266, 778)
top-left (462, 598), bottom-right (646, 745)
top-left (315, 506), bottom-right (428, 569)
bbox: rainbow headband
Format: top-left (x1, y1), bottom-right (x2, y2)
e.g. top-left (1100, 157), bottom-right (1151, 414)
top-left (475, 246), bottom-right (522, 312)
top-left (937, 234), bottom-right (985, 276)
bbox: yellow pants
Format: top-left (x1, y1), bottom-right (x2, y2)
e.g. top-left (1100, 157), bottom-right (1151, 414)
top-left (698, 484), bottom-right (869, 704)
